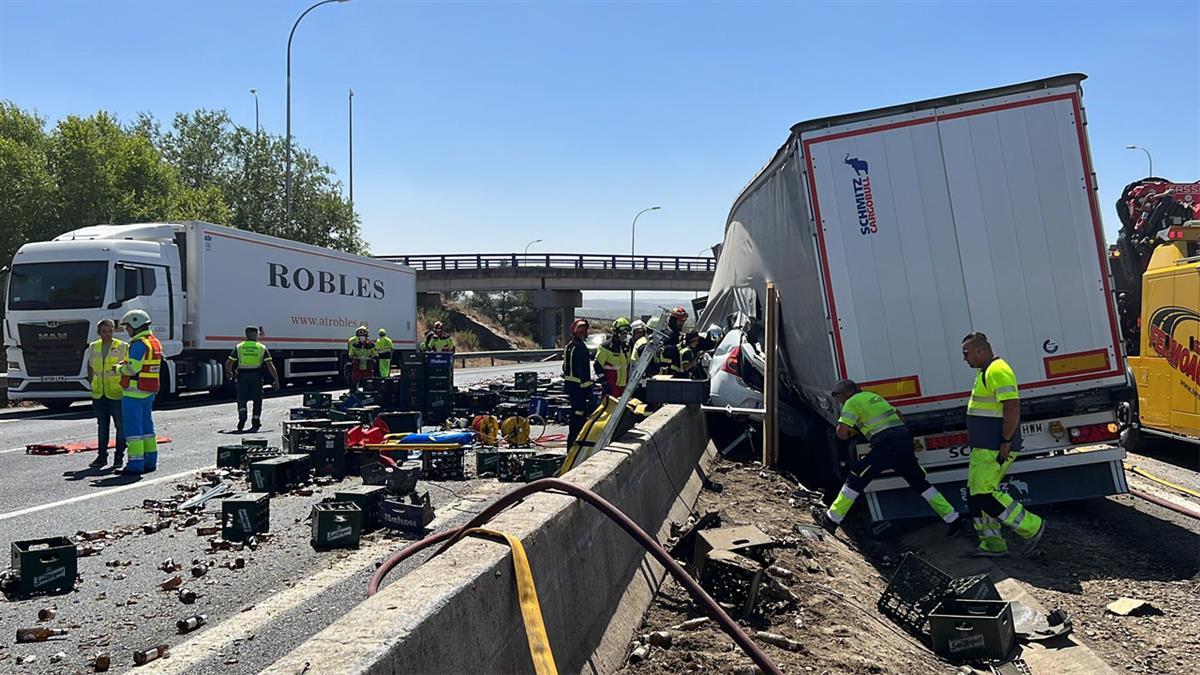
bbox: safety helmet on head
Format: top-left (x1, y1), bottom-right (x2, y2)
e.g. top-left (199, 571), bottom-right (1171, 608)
top-left (631, 320), bottom-right (646, 332)
top-left (120, 309), bottom-right (151, 330)
top-left (378, 328), bottom-right (387, 336)
top-left (434, 321), bottom-right (444, 331)
top-left (669, 306), bottom-right (689, 321)
top-left (613, 317), bottom-right (631, 332)
top-left (356, 325), bottom-right (368, 336)
top-left (646, 317), bottom-right (660, 329)
top-left (570, 318), bottom-right (589, 337)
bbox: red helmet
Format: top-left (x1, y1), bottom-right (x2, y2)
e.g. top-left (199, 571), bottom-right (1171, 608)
top-left (570, 318), bottom-right (589, 337)
top-left (669, 306), bottom-right (688, 321)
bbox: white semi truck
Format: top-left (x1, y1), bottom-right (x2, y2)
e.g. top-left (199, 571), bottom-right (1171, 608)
top-left (4, 221), bottom-right (416, 411)
top-left (702, 74), bottom-right (1130, 520)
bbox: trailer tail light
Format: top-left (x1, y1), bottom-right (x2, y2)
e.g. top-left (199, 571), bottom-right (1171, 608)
top-left (721, 346), bottom-right (742, 377)
top-left (1067, 422), bottom-right (1119, 444)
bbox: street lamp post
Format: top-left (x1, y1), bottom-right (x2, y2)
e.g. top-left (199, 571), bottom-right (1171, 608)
top-left (348, 88), bottom-right (354, 207)
top-left (1125, 145), bottom-right (1153, 178)
top-left (286, 0), bottom-right (351, 224)
top-left (523, 239), bottom-right (543, 257)
top-left (629, 206), bottom-right (662, 319)
top-left (249, 89), bottom-right (259, 134)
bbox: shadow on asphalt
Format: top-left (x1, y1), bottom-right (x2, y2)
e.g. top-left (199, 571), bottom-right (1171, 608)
top-left (63, 465), bottom-right (114, 482)
top-left (90, 473), bottom-right (146, 488)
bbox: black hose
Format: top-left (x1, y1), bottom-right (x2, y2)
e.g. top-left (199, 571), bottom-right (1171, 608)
top-left (368, 477), bottom-right (783, 675)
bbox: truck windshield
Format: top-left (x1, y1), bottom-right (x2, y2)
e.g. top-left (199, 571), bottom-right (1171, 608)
top-left (6, 262), bottom-right (108, 310)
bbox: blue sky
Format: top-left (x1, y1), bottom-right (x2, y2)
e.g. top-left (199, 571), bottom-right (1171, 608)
top-left (1, 0), bottom-right (1197, 282)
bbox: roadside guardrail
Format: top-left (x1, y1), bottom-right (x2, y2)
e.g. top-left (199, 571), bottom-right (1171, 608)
top-left (452, 349), bottom-right (560, 368)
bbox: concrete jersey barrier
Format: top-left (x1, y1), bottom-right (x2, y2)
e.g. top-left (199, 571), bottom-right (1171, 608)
top-left (265, 404), bottom-right (711, 674)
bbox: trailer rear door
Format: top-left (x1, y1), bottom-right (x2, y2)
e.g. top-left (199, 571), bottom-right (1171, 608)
top-left (801, 82), bottom-right (1124, 413)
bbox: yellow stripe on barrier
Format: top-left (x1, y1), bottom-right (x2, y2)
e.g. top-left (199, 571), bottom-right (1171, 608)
top-left (464, 528), bottom-right (558, 675)
top-left (1124, 462), bottom-right (1200, 499)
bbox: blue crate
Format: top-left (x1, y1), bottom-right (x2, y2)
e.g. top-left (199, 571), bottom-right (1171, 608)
top-left (424, 352), bottom-right (454, 368)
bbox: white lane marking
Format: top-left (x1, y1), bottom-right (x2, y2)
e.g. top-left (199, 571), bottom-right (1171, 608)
top-left (0, 467), bottom-right (203, 522)
top-left (153, 484), bottom-right (505, 673)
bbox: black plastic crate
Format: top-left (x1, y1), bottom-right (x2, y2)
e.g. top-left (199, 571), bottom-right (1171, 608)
top-left (929, 599), bottom-right (1015, 660)
top-left (242, 438), bottom-right (270, 448)
top-left (359, 378), bottom-right (382, 393)
top-left (422, 447), bottom-right (465, 480)
top-left (877, 552), bottom-right (953, 638)
top-left (217, 444), bottom-right (246, 469)
top-left (498, 450), bottom-right (536, 482)
top-left (335, 484), bottom-right (388, 530)
top-left (286, 425), bottom-right (326, 454)
top-left (361, 459), bottom-right (420, 494)
top-left (424, 352), bottom-right (454, 368)
top-left (222, 493), bottom-right (270, 541)
top-left (311, 429), bottom-right (348, 478)
top-left (475, 449), bottom-right (502, 477)
top-left (379, 491), bottom-right (435, 532)
top-left (514, 371), bottom-right (539, 391)
top-left (310, 501), bottom-right (363, 549)
top-left (11, 537), bottom-right (77, 596)
top-left (523, 453), bottom-right (565, 482)
top-left (243, 446), bottom-right (284, 469)
top-left (249, 454), bottom-right (310, 494)
top-left (303, 392), bottom-right (333, 409)
top-left (377, 411), bottom-right (422, 433)
top-left (400, 350), bottom-right (424, 366)
top-left (290, 406), bottom-right (321, 420)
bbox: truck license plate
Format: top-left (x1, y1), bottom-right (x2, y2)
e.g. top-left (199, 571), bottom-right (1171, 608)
top-left (922, 431), bottom-right (968, 451)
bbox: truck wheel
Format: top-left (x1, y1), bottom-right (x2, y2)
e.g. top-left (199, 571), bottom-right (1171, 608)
top-left (42, 400), bottom-right (74, 413)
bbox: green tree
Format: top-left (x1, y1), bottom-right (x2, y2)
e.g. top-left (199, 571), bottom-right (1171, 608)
top-left (0, 102), bottom-right (56, 268)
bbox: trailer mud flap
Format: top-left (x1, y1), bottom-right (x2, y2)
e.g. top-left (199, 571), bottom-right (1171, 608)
top-left (864, 448), bottom-right (1128, 522)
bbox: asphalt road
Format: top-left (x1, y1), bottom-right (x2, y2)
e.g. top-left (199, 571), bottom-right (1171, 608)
top-left (0, 361), bottom-right (563, 674)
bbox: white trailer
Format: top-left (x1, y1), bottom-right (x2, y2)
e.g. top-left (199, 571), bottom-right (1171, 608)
top-left (702, 74), bottom-right (1129, 519)
top-left (4, 221), bottom-right (416, 410)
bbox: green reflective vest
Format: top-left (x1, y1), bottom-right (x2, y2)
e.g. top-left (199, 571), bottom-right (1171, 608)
top-left (376, 336), bottom-right (394, 356)
top-left (89, 338), bottom-right (127, 400)
top-left (838, 391), bottom-right (904, 440)
top-left (232, 341), bottom-right (269, 369)
top-left (968, 358), bottom-right (1019, 419)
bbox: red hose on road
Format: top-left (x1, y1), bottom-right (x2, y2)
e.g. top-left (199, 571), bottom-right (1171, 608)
top-left (368, 478), bottom-right (783, 675)
top-left (1130, 487), bottom-right (1200, 520)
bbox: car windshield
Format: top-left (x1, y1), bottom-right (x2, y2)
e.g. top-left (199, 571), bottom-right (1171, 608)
top-left (6, 261), bottom-right (108, 310)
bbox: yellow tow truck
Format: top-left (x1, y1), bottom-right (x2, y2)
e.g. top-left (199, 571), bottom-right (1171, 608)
top-left (1112, 179), bottom-right (1200, 449)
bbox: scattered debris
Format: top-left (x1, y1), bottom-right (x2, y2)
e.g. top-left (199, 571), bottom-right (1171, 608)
top-left (159, 576), bottom-right (182, 592)
top-left (49, 651), bottom-right (67, 664)
top-left (670, 617), bottom-right (710, 631)
top-left (77, 530), bottom-right (108, 542)
top-left (191, 564), bottom-right (209, 578)
top-left (1106, 598), bottom-right (1161, 617)
top-left (177, 614), bottom-right (207, 634)
top-left (628, 643), bottom-right (650, 664)
top-left (755, 631), bottom-right (804, 652)
top-left (78, 543), bottom-right (105, 557)
top-left (91, 652), bottom-right (111, 672)
top-left (196, 526), bottom-right (220, 536)
top-left (647, 630), bottom-right (672, 648)
top-left (16, 626), bottom-right (68, 643)
top-left (37, 607), bottom-right (56, 621)
top-left (132, 644), bottom-right (169, 666)
top-left (178, 588), bottom-right (198, 604)
top-left (160, 559), bottom-right (181, 573)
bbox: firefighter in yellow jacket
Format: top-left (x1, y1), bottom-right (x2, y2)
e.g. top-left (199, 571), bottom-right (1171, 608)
top-left (115, 310), bottom-right (163, 475)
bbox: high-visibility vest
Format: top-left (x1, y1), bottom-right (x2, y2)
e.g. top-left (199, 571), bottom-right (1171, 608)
top-left (348, 340), bottom-right (375, 369)
top-left (89, 338), bottom-right (127, 400)
top-left (376, 336), bottom-right (394, 357)
top-left (966, 357), bottom-right (1020, 451)
top-left (595, 343), bottom-right (630, 391)
top-left (837, 391), bottom-right (904, 440)
top-left (233, 341), bottom-right (269, 370)
top-left (118, 330), bottom-right (162, 398)
top-left (428, 335), bottom-right (454, 352)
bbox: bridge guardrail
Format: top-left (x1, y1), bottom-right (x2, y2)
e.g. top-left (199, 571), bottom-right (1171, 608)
top-left (376, 253), bottom-right (716, 274)
top-left (451, 349), bottom-right (561, 368)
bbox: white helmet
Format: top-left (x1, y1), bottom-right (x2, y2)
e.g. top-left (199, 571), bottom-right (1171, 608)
top-left (120, 309), bottom-right (151, 330)
top-left (631, 320), bottom-right (646, 332)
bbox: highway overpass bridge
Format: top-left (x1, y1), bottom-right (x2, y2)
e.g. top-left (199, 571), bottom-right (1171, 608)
top-left (374, 253), bottom-right (715, 347)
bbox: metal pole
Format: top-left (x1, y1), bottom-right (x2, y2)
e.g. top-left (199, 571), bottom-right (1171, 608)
top-left (763, 282), bottom-right (779, 466)
top-left (523, 239), bottom-right (542, 258)
top-left (348, 88), bottom-right (354, 207)
top-left (286, 0), bottom-right (351, 225)
top-left (629, 206), bottom-right (661, 319)
top-left (250, 89), bottom-right (259, 134)
top-left (1125, 145), bottom-right (1153, 178)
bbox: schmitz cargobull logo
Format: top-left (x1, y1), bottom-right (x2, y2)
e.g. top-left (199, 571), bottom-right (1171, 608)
top-left (844, 154), bottom-right (878, 236)
top-left (1148, 306), bottom-right (1200, 387)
